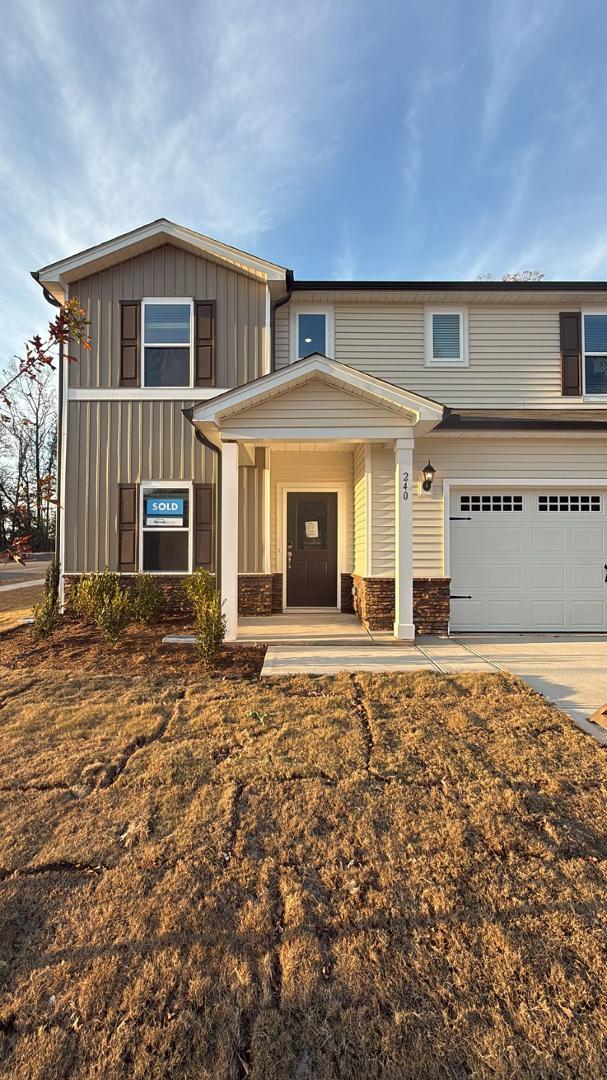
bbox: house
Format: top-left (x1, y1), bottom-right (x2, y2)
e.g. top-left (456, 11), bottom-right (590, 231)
top-left (33, 219), bottom-right (607, 641)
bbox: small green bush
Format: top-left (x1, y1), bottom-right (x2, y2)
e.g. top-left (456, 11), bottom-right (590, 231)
top-left (193, 591), bottom-right (226, 666)
top-left (183, 569), bottom-right (225, 666)
top-left (71, 568), bottom-right (124, 622)
top-left (95, 588), bottom-right (133, 645)
top-left (130, 573), bottom-right (166, 625)
top-left (32, 590), bottom-right (60, 642)
top-left (31, 557), bottom-right (61, 641)
top-left (71, 568), bottom-right (133, 644)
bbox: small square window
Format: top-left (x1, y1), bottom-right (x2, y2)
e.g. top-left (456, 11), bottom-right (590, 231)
top-left (425, 309), bottom-right (468, 366)
top-left (143, 300), bottom-right (192, 387)
top-left (291, 307), bottom-right (334, 362)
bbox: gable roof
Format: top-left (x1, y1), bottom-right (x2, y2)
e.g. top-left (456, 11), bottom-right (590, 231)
top-left (191, 353), bottom-right (444, 439)
top-left (34, 219), bottom-right (288, 302)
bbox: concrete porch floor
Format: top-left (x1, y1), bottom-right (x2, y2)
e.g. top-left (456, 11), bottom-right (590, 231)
top-left (237, 612), bottom-right (397, 646)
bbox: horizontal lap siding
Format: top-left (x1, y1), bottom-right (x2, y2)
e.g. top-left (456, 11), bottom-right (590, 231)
top-left (353, 445), bottom-right (366, 576)
top-left (331, 304), bottom-right (565, 408)
top-left (221, 379), bottom-right (405, 435)
top-left (412, 437), bottom-right (607, 576)
top-left (274, 307), bottom-right (290, 369)
top-left (69, 244), bottom-right (267, 388)
top-left (270, 451), bottom-right (354, 574)
top-left (370, 448), bottom-right (394, 576)
top-left (64, 400), bottom-right (214, 572)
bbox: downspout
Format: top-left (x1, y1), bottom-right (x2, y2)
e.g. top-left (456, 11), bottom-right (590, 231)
top-left (270, 269), bottom-right (293, 372)
top-left (183, 408), bottom-right (222, 591)
top-left (30, 272), bottom-right (62, 573)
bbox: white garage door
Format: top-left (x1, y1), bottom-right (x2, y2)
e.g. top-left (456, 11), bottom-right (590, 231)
top-left (450, 488), bottom-right (607, 631)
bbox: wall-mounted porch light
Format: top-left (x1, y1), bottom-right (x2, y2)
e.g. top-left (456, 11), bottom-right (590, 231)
top-left (421, 461), bottom-right (436, 492)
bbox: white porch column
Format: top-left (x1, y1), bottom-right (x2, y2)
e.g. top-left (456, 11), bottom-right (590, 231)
top-left (221, 441), bottom-right (239, 641)
top-left (393, 436), bottom-right (415, 641)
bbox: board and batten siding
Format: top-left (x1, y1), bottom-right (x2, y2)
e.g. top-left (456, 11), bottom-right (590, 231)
top-left (412, 436), bottom-right (607, 576)
top-left (64, 399), bottom-right (216, 573)
top-left (353, 445), bottom-right (366, 575)
top-left (277, 302), bottom-right (569, 408)
top-left (269, 451), bottom-right (354, 575)
top-left (69, 244), bottom-right (268, 389)
top-left (239, 464), bottom-right (264, 573)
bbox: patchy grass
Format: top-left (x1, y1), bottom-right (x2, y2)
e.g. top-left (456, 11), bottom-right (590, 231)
top-left (0, 666), bottom-right (606, 1078)
top-left (0, 584), bottom-right (43, 632)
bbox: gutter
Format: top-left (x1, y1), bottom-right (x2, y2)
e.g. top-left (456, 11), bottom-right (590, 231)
top-left (290, 278), bottom-right (607, 293)
top-left (183, 408), bottom-right (222, 590)
top-left (270, 269), bottom-right (293, 371)
top-left (30, 271), bottom-right (63, 577)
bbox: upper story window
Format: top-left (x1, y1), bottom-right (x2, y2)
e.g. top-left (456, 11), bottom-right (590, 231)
top-left (143, 298), bottom-right (193, 387)
top-left (290, 306), bottom-right (334, 361)
top-left (583, 313), bottom-right (607, 395)
top-left (425, 308), bottom-right (468, 367)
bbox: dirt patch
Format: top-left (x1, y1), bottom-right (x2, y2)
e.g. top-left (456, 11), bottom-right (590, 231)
top-left (0, 669), bottom-right (606, 1078)
top-left (0, 617), bottom-right (265, 678)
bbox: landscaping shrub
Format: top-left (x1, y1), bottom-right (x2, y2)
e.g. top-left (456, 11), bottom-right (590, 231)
top-left (94, 588), bottom-right (133, 645)
top-left (31, 557), bottom-right (61, 641)
top-left (183, 569), bottom-right (226, 665)
top-left (130, 573), bottom-right (166, 625)
top-left (71, 568), bottom-right (133, 644)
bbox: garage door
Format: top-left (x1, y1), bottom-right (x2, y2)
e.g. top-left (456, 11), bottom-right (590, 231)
top-left (450, 488), bottom-right (607, 631)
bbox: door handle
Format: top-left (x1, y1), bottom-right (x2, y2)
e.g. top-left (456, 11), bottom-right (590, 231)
top-left (288, 551), bottom-right (293, 569)
top-left (604, 563), bottom-right (607, 583)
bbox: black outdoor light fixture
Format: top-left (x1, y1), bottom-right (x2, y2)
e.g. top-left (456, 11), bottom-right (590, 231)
top-left (421, 461), bottom-right (436, 492)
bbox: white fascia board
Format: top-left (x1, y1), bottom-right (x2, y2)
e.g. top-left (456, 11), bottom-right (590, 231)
top-left (191, 353), bottom-right (444, 426)
top-left (37, 219), bottom-right (287, 291)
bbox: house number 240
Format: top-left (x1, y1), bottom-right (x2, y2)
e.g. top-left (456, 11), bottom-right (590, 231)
top-left (402, 471), bottom-right (409, 501)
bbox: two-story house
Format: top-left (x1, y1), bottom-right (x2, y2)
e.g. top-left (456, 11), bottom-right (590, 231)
top-left (33, 219), bottom-right (607, 641)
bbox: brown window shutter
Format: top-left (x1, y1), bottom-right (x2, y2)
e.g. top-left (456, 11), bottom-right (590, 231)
top-left (195, 301), bottom-right (215, 387)
top-left (193, 483), bottom-right (214, 569)
top-left (120, 302), bottom-right (140, 387)
top-left (560, 312), bottom-right (582, 396)
top-left (118, 484), bottom-right (138, 571)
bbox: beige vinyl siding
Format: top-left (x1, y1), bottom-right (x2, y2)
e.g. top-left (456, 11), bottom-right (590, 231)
top-left (69, 244), bottom-right (267, 389)
top-left (64, 399), bottom-right (215, 573)
top-left (239, 464), bottom-right (264, 573)
top-left (221, 378), bottom-right (407, 436)
top-left (370, 447), bottom-right (394, 576)
top-left (279, 302), bottom-right (572, 408)
top-left (274, 306), bottom-right (290, 369)
top-left (269, 451), bottom-right (354, 574)
top-left (412, 436), bottom-right (607, 576)
top-left (353, 445), bottom-right (366, 575)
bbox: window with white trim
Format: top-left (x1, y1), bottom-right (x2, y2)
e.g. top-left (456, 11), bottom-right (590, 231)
top-left (143, 299), bottom-right (193, 387)
top-left (460, 494), bottom-right (524, 512)
top-left (583, 314), bottom-right (607, 394)
top-left (537, 494), bottom-right (601, 513)
top-left (425, 308), bottom-right (468, 366)
top-left (290, 306), bottom-right (334, 361)
top-left (141, 485), bottom-right (191, 573)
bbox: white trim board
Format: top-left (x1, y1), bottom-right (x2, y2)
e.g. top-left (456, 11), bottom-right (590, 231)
top-left (277, 482), bottom-right (348, 611)
top-left (442, 478), bottom-right (607, 578)
top-left (67, 387), bottom-right (229, 401)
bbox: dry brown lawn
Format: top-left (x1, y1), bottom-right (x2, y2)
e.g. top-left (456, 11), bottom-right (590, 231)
top-left (0, 662), bottom-right (606, 1079)
top-left (0, 584), bottom-right (43, 632)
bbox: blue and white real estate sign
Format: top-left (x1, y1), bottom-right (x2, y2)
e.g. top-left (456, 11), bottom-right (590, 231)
top-left (145, 496), bottom-right (184, 527)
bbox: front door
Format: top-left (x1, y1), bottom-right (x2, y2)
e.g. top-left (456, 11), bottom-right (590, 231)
top-left (286, 492), bottom-right (338, 607)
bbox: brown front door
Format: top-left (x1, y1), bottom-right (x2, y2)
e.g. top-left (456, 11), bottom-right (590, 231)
top-left (286, 492), bottom-right (338, 607)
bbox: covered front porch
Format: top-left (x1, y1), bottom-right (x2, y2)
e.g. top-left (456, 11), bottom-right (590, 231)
top-left (191, 353), bottom-right (445, 642)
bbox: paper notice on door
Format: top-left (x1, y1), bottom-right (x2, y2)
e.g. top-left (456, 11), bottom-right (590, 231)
top-left (305, 520), bottom-right (319, 539)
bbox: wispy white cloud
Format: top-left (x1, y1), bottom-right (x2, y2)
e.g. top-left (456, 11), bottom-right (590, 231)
top-left (402, 57), bottom-right (471, 197)
top-left (0, 0), bottom-right (364, 363)
top-left (483, 0), bottom-right (557, 140)
top-left (333, 224), bottom-right (355, 279)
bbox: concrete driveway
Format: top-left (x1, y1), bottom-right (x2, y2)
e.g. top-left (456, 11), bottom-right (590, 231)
top-left (454, 634), bottom-right (607, 745)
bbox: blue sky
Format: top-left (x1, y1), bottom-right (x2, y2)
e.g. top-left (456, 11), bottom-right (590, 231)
top-left (2, 0), bottom-right (607, 365)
